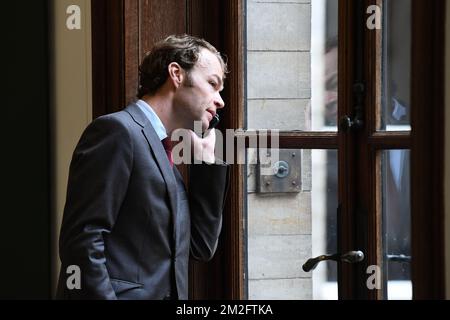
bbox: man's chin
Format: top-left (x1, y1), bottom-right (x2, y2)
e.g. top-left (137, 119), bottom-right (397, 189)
top-left (188, 119), bottom-right (209, 133)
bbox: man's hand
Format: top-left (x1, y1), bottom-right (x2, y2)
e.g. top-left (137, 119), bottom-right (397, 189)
top-left (190, 129), bottom-right (216, 164)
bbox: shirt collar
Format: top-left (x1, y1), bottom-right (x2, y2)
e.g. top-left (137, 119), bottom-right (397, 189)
top-left (135, 99), bottom-right (168, 141)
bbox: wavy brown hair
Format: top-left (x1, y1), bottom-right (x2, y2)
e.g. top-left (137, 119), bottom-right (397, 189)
top-left (137, 34), bottom-right (227, 99)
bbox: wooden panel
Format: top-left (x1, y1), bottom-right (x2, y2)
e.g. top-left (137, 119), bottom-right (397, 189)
top-left (140, 0), bottom-right (187, 55)
top-left (368, 132), bottom-right (411, 149)
top-left (123, 0), bottom-right (189, 107)
top-left (124, 0), bottom-right (139, 105)
top-left (187, 0), bottom-right (221, 44)
top-left (185, 0), bottom-right (227, 300)
top-left (234, 131), bottom-right (338, 150)
top-left (189, 0), bottom-right (245, 300)
top-left (410, 0), bottom-right (445, 300)
top-left (92, 0), bottom-right (189, 116)
top-left (337, 0), bottom-right (357, 300)
top-left (91, 0), bottom-right (125, 117)
top-left (221, 0), bottom-right (245, 300)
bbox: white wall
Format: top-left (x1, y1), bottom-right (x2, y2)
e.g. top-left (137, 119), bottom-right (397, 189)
top-left (50, 0), bottom-right (92, 295)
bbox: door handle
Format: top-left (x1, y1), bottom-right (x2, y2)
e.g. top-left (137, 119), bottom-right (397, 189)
top-left (339, 115), bottom-right (363, 132)
top-left (302, 251), bottom-right (364, 272)
top-left (339, 83), bottom-right (365, 132)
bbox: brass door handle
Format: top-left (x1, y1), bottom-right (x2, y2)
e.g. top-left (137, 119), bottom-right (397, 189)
top-left (302, 251), bottom-right (364, 272)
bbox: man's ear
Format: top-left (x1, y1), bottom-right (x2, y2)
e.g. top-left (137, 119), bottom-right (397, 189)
top-left (168, 62), bottom-right (183, 88)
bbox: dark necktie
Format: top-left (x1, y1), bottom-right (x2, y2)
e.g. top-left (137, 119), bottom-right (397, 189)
top-left (162, 137), bottom-right (173, 168)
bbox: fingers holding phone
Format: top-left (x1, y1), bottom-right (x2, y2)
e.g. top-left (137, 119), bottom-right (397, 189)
top-left (190, 128), bottom-right (216, 164)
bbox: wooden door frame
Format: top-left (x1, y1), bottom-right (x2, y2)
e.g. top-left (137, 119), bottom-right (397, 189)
top-left (236, 0), bottom-right (447, 300)
top-left (91, 0), bottom-right (125, 118)
top-left (341, 0), bottom-right (446, 299)
top-left (410, 0), bottom-right (446, 299)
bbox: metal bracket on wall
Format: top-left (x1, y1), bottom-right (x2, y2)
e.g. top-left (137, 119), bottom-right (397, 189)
top-left (256, 149), bottom-right (302, 193)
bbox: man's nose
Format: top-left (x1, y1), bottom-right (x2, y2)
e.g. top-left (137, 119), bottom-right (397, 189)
top-left (214, 92), bottom-right (225, 109)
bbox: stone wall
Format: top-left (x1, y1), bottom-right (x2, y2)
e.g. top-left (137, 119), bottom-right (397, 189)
top-left (246, 0), bottom-right (313, 300)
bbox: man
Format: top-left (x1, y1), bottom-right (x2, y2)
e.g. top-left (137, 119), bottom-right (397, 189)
top-left (56, 35), bottom-right (229, 300)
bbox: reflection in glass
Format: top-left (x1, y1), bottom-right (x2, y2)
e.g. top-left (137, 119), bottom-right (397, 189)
top-left (380, 0), bottom-right (411, 131)
top-left (245, 0), bottom-right (338, 131)
top-left (312, 0), bottom-right (338, 131)
top-left (381, 150), bottom-right (412, 299)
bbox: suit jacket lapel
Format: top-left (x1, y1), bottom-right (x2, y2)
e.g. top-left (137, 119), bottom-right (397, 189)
top-left (125, 103), bottom-right (179, 250)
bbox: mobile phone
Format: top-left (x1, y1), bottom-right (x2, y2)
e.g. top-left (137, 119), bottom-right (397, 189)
top-left (208, 114), bottom-right (220, 129)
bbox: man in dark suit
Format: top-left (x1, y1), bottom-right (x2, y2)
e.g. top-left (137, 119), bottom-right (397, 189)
top-left (56, 35), bottom-right (229, 300)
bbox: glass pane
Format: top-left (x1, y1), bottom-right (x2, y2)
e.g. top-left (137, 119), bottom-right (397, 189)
top-left (380, 0), bottom-right (411, 131)
top-left (245, 149), bottom-right (338, 300)
top-left (381, 150), bottom-right (412, 299)
top-left (246, 0), bottom-right (338, 131)
top-left (312, 150), bottom-right (338, 299)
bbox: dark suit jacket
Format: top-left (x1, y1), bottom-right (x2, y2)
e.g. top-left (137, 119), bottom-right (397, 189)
top-left (56, 103), bottom-right (229, 300)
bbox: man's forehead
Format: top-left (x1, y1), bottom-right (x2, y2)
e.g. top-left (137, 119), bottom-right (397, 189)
top-left (197, 49), bottom-right (224, 77)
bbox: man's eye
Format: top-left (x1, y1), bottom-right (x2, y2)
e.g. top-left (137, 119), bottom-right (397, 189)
top-left (209, 82), bottom-right (217, 87)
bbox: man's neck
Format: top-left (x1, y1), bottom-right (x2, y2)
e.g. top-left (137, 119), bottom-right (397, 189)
top-left (142, 94), bottom-right (177, 136)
